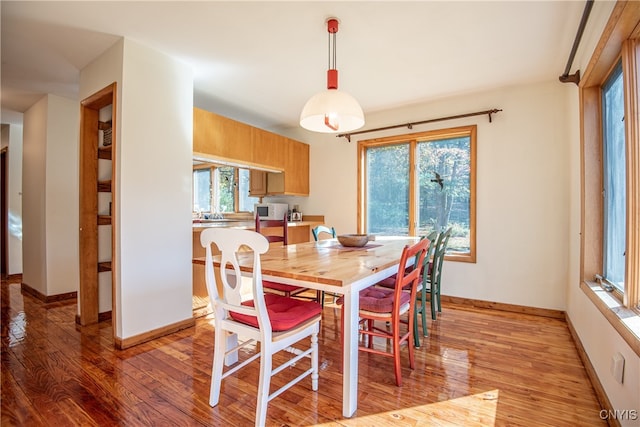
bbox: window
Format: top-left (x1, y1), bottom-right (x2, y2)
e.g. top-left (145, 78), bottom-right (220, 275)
top-left (581, 2), bottom-right (639, 319)
top-left (602, 61), bottom-right (626, 292)
top-left (359, 125), bottom-right (476, 262)
top-left (193, 166), bottom-right (259, 214)
top-left (193, 168), bottom-right (212, 213)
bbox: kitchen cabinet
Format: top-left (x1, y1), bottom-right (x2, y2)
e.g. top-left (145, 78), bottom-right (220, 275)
top-left (284, 137), bottom-right (309, 195)
top-left (194, 108), bottom-right (253, 163)
top-left (249, 169), bottom-right (267, 196)
top-left (251, 127), bottom-right (285, 170)
top-left (194, 107), bottom-right (310, 196)
top-left (249, 138), bottom-right (309, 196)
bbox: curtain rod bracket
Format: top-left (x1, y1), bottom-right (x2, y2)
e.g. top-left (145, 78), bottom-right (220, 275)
top-left (559, 70), bottom-right (581, 85)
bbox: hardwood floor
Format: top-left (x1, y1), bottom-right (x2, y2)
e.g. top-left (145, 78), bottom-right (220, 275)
top-left (1, 278), bottom-right (605, 426)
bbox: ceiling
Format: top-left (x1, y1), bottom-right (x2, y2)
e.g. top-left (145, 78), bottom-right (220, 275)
top-left (1, 1), bottom-right (586, 129)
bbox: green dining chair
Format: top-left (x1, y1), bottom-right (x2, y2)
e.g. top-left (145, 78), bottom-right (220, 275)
top-left (412, 231), bottom-right (439, 346)
top-left (312, 225), bottom-right (336, 241)
top-left (426, 227), bottom-right (452, 320)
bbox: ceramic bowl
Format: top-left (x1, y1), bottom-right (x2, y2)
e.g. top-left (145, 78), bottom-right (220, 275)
top-left (337, 234), bottom-right (370, 247)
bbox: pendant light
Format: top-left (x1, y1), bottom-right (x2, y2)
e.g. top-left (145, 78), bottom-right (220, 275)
top-left (300, 18), bottom-right (364, 133)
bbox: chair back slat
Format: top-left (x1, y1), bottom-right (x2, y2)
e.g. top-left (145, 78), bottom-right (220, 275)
top-left (432, 227), bottom-right (452, 287)
top-left (393, 238), bottom-right (429, 317)
top-left (255, 213), bottom-right (288, 245)
top-left (201, 228), bottom-right (271, 332)
top-left (312, 225), bottom-right (336, 241)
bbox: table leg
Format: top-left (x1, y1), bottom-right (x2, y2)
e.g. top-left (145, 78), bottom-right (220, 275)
top-left (224, 332), bottom-right (238, 366)
top-left (342, 290), bottom-right (358, 417)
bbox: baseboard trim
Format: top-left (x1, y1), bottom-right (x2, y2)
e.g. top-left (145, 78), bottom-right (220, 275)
top-left (565, 315), bottom-right (619, 427)
top-left (114, 317), bottom-right (195, 350)
top-left (442, 295), bottom-right (565, 319)
top-left (75, 310), bottom-right (112, 325)
top-left (6, 273), bottom-right (22, 282)
top-left (21, 282), bottom-right (77, 303)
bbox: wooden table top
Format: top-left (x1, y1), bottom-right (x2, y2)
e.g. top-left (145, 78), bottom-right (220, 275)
top-left (195, 236), bottom-right (420, 288)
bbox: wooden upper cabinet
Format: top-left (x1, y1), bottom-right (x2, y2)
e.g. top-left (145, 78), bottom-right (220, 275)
top-left (251, 127), bottom-right (285, 171)
top-left (283, 138), bottom-right (309, 196)
top-left (249, 169), bottom-right (267, 197)
top-left (194, 107), bottom-right (309, 196)
top-left (193, 107), bottom-right (253, 163)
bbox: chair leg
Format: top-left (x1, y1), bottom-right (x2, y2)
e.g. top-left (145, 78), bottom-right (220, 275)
top-left (407, 311), bottom-right (415, 371)
top-left (256, 348), bottom-right (272, 427)
top-left (311, 332), bottom-right (319, 391)
top-left (420, 291), bottom-right (429, 337)
top-left (431, 290), bottom-right (437, 320)
top-left (209, 327), bottom-right (226, 407)
top-left (392, 320), bottom-right (402, 386)
top-left (413, 307), bottom-right (421, 348)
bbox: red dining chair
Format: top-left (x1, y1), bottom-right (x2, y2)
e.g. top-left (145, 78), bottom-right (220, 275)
top-left (340, 237), bottom-right (429, 386)
top-left (201, 227), bottom-right (322, 427)
top-left (376, 230), bottom-right (438, 347)
top-left (255, 213), bottom-right (319, 302)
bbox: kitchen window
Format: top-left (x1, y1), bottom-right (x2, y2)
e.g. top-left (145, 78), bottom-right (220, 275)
top-left (193, 165), bottom-right (258, 214)
top-left (358, 125), bottom-right (476, 263)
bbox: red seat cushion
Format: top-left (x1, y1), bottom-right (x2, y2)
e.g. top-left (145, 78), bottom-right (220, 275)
top-left (376, 275), bottom-right (397, 289)
top-left (230, 294), bottom-right (321, 332)
top-left (263, 280), bottom-right (305, 293)
top-left (358, 287), bottom-right (411, 313)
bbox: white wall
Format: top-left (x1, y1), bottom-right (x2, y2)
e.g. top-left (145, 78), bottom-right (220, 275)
top-left (21, 95), bottom-right (79, 295)
top-left (22, 97), bottom-right (48, 293)
top-left (80, 38), bottom-right (194, 340)
top-left (289, 80), bottom-right (571, 311)
top-left (1, 123), bottom-right (23, 275)
top-left (45, 95), bottom-right (79, 295)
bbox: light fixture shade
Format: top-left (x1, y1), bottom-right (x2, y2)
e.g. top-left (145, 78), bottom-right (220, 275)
top-left (299, 89), bottom-right (365, 133)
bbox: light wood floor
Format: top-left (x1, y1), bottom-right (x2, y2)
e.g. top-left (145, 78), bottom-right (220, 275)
top-left (1, 278), bottom-right (605, 426)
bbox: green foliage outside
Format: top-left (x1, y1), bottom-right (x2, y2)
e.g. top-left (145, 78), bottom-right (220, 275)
top-left (366, 136), bottom-right (471, 252)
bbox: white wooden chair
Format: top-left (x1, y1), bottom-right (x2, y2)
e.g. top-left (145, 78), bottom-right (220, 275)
top-left (200, 228), bottom-right (321, 427)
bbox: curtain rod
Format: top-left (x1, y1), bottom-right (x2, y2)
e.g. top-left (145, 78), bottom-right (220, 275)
top-left (559, 0), bottom-right (594, 85)
top-left (336, 108), bottom-right (502, 142)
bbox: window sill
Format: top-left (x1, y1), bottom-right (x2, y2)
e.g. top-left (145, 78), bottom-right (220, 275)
top-left (581, 281), bottom-right (640, 358)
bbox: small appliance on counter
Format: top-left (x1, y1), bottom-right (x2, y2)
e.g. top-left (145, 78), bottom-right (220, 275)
top-left (254, 202), bottom-right (288, 220)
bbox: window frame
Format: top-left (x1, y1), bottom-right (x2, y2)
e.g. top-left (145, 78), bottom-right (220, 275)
top-left (192, 164), bottom-right (257, 214)
top-left (358, 125), bottom-right (476, 263)
top-left (579, 2), bottom-right (640, 355)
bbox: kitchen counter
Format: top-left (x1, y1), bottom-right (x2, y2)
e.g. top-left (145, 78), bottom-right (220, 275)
top-left (192, 219), bottom-right (322, 230)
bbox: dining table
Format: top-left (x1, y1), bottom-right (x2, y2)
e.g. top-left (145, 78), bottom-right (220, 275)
top-left (203, 235), bottom-right (420, 418)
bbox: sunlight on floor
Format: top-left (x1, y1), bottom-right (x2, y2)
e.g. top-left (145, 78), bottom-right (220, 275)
top-left (313, 389), bottom-right (499, 426)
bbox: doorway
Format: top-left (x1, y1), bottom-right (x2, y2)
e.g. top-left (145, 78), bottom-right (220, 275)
top-left (78, 83), bottom-right (116, 333)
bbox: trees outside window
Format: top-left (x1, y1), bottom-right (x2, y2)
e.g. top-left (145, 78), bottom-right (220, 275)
top-left (193, 166), bottom-right (258, 214)
top-left (359, 125), bottom-right (476, 262)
